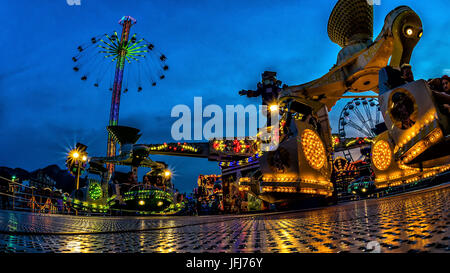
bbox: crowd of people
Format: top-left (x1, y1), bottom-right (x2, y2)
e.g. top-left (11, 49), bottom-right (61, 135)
top-left (110, 171), bottom-right (172, 194)
top-left (429, 75), bottom-right (450, 114)
top-left (107, 171), bottom-right (187, 213)
top-left (185, 194), bottom-right (223, 215)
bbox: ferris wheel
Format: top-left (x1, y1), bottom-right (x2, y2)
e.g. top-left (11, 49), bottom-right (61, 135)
top-left (337, 98), bottom-right (383, 162)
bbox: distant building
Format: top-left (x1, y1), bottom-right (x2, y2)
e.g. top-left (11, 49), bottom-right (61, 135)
top-left (29, 170), bottom-right (56, 190)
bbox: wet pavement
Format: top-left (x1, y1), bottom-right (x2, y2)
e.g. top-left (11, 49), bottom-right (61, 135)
top-left (0, 183), bottom-right (448, 253)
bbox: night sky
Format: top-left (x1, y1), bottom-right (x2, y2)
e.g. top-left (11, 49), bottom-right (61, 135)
top-left (0, 0), bottom-right (448, 193)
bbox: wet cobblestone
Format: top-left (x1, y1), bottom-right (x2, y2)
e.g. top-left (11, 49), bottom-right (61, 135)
top-left (0, 184), bottom-right (448, 253)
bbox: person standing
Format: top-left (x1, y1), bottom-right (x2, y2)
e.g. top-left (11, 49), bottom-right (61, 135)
top-left (143, 175), bottom-right (150, 186)
top-left (173, 189), bottom-right (179, 204)
top-left (442, 75), bottom-right (450, 93)
top-left (440, 75), bottom-right (450, 113)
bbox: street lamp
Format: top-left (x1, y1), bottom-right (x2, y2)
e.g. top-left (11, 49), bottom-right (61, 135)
top-left (269, 104), bottom-right (278, 112)
top-left (75, 153), bottom-right (88, 190)
top-left (66, 143), bottom-right (88, 191)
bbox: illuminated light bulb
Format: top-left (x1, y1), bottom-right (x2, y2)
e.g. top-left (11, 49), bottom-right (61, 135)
top-left (406, 27), bottom-right (414, 36)
top-left (269, 104), bottom-right (278, 111)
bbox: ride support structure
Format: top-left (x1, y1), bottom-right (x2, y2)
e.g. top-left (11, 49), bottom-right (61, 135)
top-left (72, 15), bottom-right (169, 179)
top-left (107, 16), bottom-right (136, 176)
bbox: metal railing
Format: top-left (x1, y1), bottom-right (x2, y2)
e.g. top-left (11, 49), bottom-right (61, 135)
top-left (0, 176), bottom-right (187, 216)
top-left (0, 176), bottom-right (72, 214)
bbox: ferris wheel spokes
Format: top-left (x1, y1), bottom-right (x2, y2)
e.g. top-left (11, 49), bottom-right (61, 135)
top-left (337, 98), bottom-right (384, 162)
top-left (349, 102), bottom-right (375, 137)
top-left (346, 119), bottom-right (373, 137)
top-left (362, 100), bottom-right (375, 130)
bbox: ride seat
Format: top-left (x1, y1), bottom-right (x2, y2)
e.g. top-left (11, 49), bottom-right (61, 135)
top-left (378, 67), bottom-right (450, 167)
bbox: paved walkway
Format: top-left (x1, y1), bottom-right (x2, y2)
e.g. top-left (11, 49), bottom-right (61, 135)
top-left (0, 184), bottom-right (448, 253)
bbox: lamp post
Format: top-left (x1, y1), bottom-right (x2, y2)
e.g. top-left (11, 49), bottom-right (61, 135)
top-left (66, 144), bottom-right (88, 216)
top-left (68, 148), bottom-right (88, 191)
top-left (76, 154), bottom-right (88, 190)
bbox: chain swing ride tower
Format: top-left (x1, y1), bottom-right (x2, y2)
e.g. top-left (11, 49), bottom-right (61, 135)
top-left (106, 16), bottom-right (136, 175)
top-left (72, 15), bottom-right (169, 177)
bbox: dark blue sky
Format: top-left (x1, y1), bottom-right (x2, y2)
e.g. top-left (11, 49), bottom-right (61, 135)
top-left (0, 0), bottom-right (448, 193)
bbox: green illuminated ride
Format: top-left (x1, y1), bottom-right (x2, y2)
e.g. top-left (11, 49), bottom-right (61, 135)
top-left (87, 125), bottom-right (185, 215)
top-left (88, 182), bottom-right (103, 200)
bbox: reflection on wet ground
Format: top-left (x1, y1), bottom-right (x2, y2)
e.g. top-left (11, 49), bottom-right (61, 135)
top-left (0, 184), bottom-right (448, 253)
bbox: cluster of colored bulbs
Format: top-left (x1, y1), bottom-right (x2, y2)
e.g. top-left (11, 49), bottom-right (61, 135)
top-left (262, 186), bottom-right (297, 193)
top-left (68, 197), bottom-right (109, 211)
top-left (292, 113), bottom-right (305, 120)
top-left (372, 140), bottom-right (392, 171)
top-left (262, 175), bottom-right (298, 182)
top-left (375, 163), bottom-right (450, 188)
top-left (238, 186), bottom-right (250, 192)
top-left (301, 179), bottom-right (333, 188)
top-left (345, 137), bottom-right (373, 147)
top-left (301, 129), bottom-right (326, 170)
top-left (123, 189), bottom-right (172, 202)
top-left (239, 177), bottom-right (251, 183)
top-left (397, 111), bottom-right (437, 150)
top-left (333, 157), bottom-right (349, 173)
top-left (261, 186), bottom-right (331, 196)
top-left (260, 175), bottom-right (333, 189)
top-left (331, 135), bottom-right (340, 149)
top-left (148, 142), bottom-right (198, 153)
top-left (88, 182), bottom-right (102, 200)
top-left (219, 154), bottom-right (260, 167)
top-left (401, 128), bottom-right (443, 164)
top-left (212, 139), bottom-right (256, 154)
